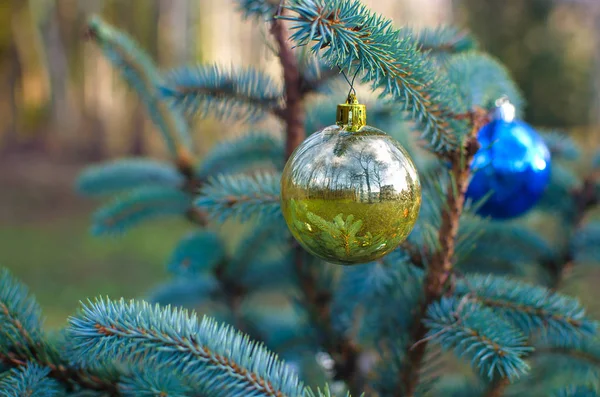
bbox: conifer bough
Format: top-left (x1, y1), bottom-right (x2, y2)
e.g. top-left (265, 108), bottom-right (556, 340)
top-left (1, 0), bottom-right (599, 396)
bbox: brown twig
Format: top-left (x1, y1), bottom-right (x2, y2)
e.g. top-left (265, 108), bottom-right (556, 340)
top-left (299, 67), bottom-right (341, 96)
top-left (271, 8), bottom-right (363, 394)
top-left (94, 322), bottom-right (286, 396)
top-left (168, 84), bottom-right (285, 121)
top-left (271, 15), bottom-right (305, 159)
top-left (292, 247), bottom-right (362, 393)
top-left (400, 109), bottom-right (488, 397)
top-left (483, 377), bottom-right (510, 397)
top-left (545, 173), bottom-right (599, 288)
top-left (1, 350), bottom-right (120, 395)
top-left (409, 293), bottom-right (472, 352)
top-left (176, 3), bottom-right (339, 377)
top-left (400, 241), bottom-right (427, 269)
top-left (531, 346), bottom-right (600, 366)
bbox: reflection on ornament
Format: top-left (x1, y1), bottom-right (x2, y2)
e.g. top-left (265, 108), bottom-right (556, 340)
top-left (466, 98), bottom-right (551, 219)
top-left (281, 94), bottom-right (421, 265)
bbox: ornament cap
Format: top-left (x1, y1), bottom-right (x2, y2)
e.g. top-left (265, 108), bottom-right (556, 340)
top-left (493, 96), bottom-right (516, 122)
top-left (336, 93), bottom-right (367, 132)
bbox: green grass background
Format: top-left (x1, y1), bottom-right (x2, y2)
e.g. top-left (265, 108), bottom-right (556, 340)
top-left (0, 160), bottom-right (191, 328)
top-left (0, 218), bottom-right (190, 328)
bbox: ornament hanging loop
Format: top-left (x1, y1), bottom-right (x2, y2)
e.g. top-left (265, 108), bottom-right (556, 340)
top-left (337, 66), bottom-right (360, 97)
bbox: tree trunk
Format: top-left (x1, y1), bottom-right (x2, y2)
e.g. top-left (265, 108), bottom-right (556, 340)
top-left (159, 0), bottom-right (191, 65)
top-left (2, 43), bottom-right (20, 152)
top-left (129, 104), bottom-right (146, 156)
top-left (590, 6), bottom-right (600, 126)
top-left (38, 0), bottom-right (77, 148)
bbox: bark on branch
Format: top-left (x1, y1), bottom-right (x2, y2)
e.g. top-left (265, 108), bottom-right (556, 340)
top-left (271, 17), bottom-right (305, 159)
top-left (400, 109), bottom-right (488, 397)
top-left (272, 11), bottom-right (362, 395)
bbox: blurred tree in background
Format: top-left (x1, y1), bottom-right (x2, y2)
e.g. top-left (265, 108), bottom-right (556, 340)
top-left (0, 0), bottom-right (598, 163)
top-left (456, 0), bottom-right (597, 129)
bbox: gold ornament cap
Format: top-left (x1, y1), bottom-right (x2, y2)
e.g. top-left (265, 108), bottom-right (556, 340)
top-left (336, 93), bottom-right (366, 132)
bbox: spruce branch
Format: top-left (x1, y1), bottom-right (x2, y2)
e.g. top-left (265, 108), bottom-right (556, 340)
top-left (432, 377), bottom-right (486, 396)
top-left (0, 364), bottom-right (61, 397)
top-left (539, 150), bottom-right (600, 284)
top-left (0, 269), bottom-right (43, 354)
top-left (85, 17), bottom-right (194, 166)
top-left (541, 131), bottom-right (582, 161)
top-left (330, 251), bottom-right (424, 340)
top-left (238, 0), bottom-right (340, 100)
top-left (68, 298), bottom-right (305, 397)
top-left (224, 222), bottom-right (291, 286)
top-left (445, 53), bottom-right (524, 115)
top-left (0, 350), bottom-right (120, 395)
top-left (411, 26), bottom-right (478, 55)
top-left (553, 386), bottom-right (599, 397)
top-left (166, 231), bottom-right (225, 277)
top-left (0, 269), bottom-right (120, 394)
top-left (593, 151), bottom-right (600, 170)
top-left (292, 251), bottom-right (362, 394)
top-left (401, 109), bottom-right (488, 396)
top-left (81, 17), bottom-right (209, 229)
top-left (482, 378), bottom-right (510, 397)
top-left (273, 4), bottom-right (362, 392)
top-left (545, 171), bottom-right (599, 287)
top-left (91, 186), bottom-right (191, 235)
top-left (214, 222), bottom-right (294, 336)
top-left (531, 332), bottom-right (600, 373)
top-left (423, 297), bottom-right (532, 381)
top-left (456, 221), bottom-right (556, 276)
top-left (400, 241), bottom-right (427, 269)
top-left (213, 261), bottom-right (252, 334)
top-left (159, 65), bottom-right (285, 122)
top-left (272, 8), bottom-right (306, 158)
top-left (197, 132), bottom-right (285, 179)
top-left (237, 0), bottom-right (281, 20)
top-left (119, 367), bottom-right (194, 397)
top-left (282, 0), bottom-right (468, 155)
top-left (335, 257), bottom-right (425, 395)
top-left (298, 62), bottom-right (341, 96)
top-left (572, 222), bottom-right (600, 264)
top-left (305, 385), bottom-right (352, 397)
top-left (76, 159), bottom-right (184, 197)
top-left (454, 275), bottom-right (596, 341)
top-left (534, 345), bottom-right (600, 368)
top-left (568, 171), bottom-right (599, 227)
top-left (195, 173), bottom-right (282, 222)
top-left (148, 276), bottom-right (220, 308)
top-left (537, 164), bottom-right (582, 220)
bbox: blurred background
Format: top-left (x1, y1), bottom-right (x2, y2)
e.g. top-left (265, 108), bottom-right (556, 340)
top-left (0, 0), bottom-right (598, 327)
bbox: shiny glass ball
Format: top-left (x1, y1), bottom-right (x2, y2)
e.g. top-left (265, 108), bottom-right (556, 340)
top-left (281, 125), bottom-right (422, 265)
top-left (466, 119), bottom-right (551, 219)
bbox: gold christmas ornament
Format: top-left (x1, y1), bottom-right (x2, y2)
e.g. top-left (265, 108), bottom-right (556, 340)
top-left (281, 94), bottom-right (422, 265)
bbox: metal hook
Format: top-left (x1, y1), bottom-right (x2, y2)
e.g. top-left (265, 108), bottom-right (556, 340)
top-left (350, 68), bottom-right (360, 93)
top-left (337, 66), bottom-right (360, 99)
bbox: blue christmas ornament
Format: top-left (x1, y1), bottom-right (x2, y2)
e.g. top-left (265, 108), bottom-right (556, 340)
top-left (466, 98), bottom-right (551, 219)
